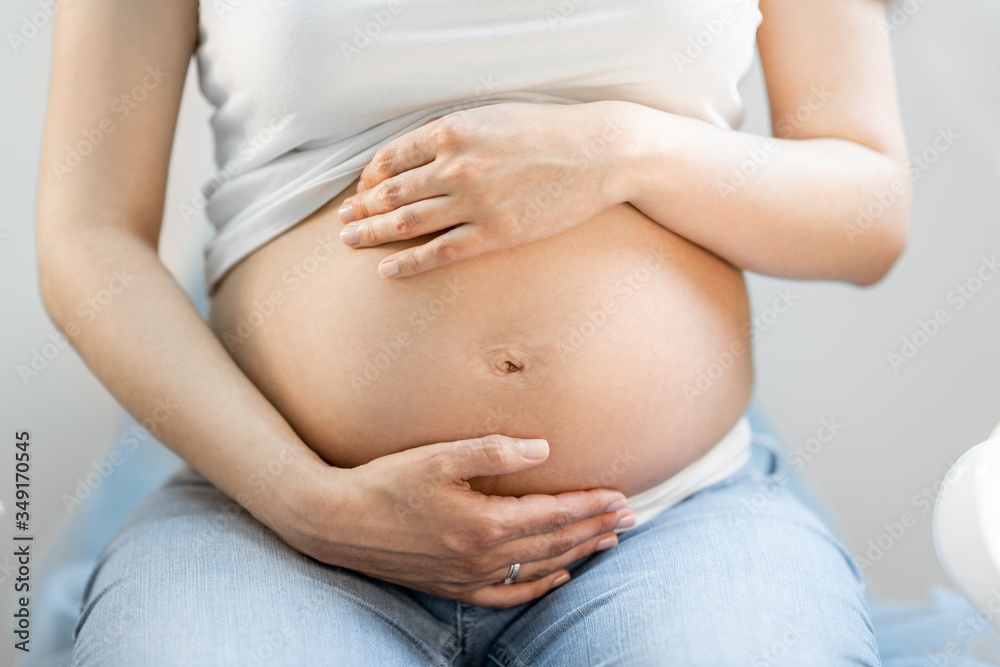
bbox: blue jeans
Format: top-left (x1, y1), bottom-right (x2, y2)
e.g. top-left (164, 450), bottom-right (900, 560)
top-left (72, 435), bottom-right (879, 666)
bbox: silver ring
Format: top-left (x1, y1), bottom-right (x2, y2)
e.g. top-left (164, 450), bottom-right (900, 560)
top-left (502, 563), bottom-right (521, 585)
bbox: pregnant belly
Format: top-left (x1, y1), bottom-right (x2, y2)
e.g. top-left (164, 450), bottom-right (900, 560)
top-left (209, 177), bottom-right (753, 497)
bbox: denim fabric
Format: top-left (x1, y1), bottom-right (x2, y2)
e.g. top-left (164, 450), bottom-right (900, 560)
top-left (71, 430), bottom-right (879, 666)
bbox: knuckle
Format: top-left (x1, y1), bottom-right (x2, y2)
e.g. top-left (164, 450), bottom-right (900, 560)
top-left (545, 528), bottom-right (576, 557)
top-left (433, 237), bottom-right (463, 261)
top-left (478, 435), bottom-right (513, 469)
top-left (440, 531), bottom-right (468, 558)
top-left (376, 181), bottom-right (400, 209)
top-left (465, 556), bottom-right (495, 579)
top-left (433, 114), bottom-right (469, 148)
top-left (373, 148), bottom-right (397, 178)
top-left (470, 520), bottom-right (505, 550)
top-left (351, 197), bottom-right (369, 219)
top-left (392, 207), bottom-right (418, 237)
top-left (440, 159), bottom-right (473, 186)
top-left (424, 451), bottom-right (459, 482)
top-left (547, 506), bottom-right (575, 533)
top-left (408, 247), bottom-right (432, 274)
top-left (497, 210), bottom-right (521, 233)
top-left (603, 510), bottom-right (624, 532)
top-left (366, 222), bottom-right (386, 245)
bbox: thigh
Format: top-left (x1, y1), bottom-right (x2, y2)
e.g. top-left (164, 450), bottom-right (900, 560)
top-left (72, 467), bottom-right (455, 667)
top-left (489, 465), bottom-right (880, 667)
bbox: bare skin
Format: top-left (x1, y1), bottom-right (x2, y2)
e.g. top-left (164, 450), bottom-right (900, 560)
top-left (209, 174), bottom-right (752, 498)
top-left (36, 0), bottom-right (907, 608)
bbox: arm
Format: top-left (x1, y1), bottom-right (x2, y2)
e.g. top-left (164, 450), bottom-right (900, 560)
top-left (36, 0), bottom-right (324, 544)
top-left (337, 0), bottom-right (909, 287)
top-left (613, 0), bottom-right (910, 286)
top-left (37, 0), bottom-right (629, 607)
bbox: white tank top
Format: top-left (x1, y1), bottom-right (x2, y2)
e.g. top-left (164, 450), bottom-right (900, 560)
top-left (193, 0), bottom-right (762, 289)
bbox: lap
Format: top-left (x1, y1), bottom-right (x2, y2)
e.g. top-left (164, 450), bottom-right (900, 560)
top-left (72, 467), bottom-right (455, 667)
top-left (489, 461), bottom-right (880, 666)
top-left (73, 449), bottom-right (880, 667)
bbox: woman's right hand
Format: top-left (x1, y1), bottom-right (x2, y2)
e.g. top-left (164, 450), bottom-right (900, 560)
top-left (271, 434), bottom-right (635, 608)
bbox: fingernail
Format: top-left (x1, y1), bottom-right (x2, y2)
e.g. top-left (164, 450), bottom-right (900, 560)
top-left (379, 260), bottom-right (400, 278)
top-left (596, 535), bottom-right (617, 551)
top-left (616, 512), bottom-right (636, 530)
top-left (518, 438), bottom-right (548, 460)
top-left (338, 203), bottom-right (355, 223)
top-left (357, 180), bottom-right (367, 193)
top-left (605, 498), bottom-right (628, 512)
top-left (553, 573), bottom-right (570, 587)
top-left (340, 226), bottom-right (360, 246)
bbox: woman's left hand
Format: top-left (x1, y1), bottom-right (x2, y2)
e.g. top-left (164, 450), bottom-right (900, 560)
top-left (338, 101), bottom-right (631, 277)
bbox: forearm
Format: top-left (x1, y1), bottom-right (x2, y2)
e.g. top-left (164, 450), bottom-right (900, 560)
top-left (37, 225), bottom-right (328, 527)
top-left (606, 101), bottom-right (911, 286)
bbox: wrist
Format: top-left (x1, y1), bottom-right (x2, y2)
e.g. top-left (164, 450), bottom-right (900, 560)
top-left (238, 441), bottom-right (346, 537)
top-left (584, 99), bottom-right (653, 207)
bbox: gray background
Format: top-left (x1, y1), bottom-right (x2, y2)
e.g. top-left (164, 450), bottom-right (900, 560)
top-left (1, 0), bottom-right (997, 664)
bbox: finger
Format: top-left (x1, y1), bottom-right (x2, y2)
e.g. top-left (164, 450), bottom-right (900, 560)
top-left (460, 569), bottom-right (573, 609)
top-left (342, 163), bottom-right (444, 222)
top-left (489, 527), bottom-right (622, 584)
top-left (490, 488), bottom-right (632, 542)
top-left (341, 197), bottom-right (460, 248)
top-left (417, 434), bottom-right (554, 482)
top-left (499, 508), bottom-right (633, 566)
top-left (377, 224), bottom-right (486, 278)
top-left (357, 122), bottom-right (443, 192)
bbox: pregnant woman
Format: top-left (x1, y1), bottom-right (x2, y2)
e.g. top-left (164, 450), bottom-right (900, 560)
top-left (37, 0), bottom-right (909, 664)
